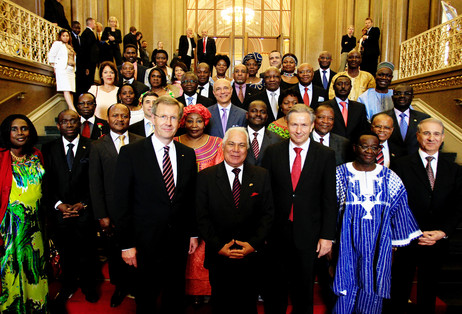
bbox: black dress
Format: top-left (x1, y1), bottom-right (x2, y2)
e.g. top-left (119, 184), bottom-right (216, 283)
top-left (101, 27), bottom-right (122, 65)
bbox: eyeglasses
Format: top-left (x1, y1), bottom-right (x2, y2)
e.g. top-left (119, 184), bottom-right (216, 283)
top-left (154, 114), bottom-right (178, 122)
top-left (356, 144), bottom-right (379, 152)
top-left (372, 124), bottom-right (393, 131)
top-left (181, 80), bottom-right (198, 84)
top-left (393, 91), bottom-right (412, 96)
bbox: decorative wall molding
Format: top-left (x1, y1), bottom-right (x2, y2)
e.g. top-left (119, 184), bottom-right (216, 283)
top-left (0, 64), bottom-right (55, 86)
top-left (411, 75), bottom-right (462, 93)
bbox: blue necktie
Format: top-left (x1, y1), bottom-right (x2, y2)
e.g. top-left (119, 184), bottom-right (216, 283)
top-left (66, 143), bottom-right (74, 171)
top-left (399, 113), bottom-right (408, 140)
top-left (322, 70), bottom-right (328, 90)
top-left (187, 97), bottom-right (193, 105)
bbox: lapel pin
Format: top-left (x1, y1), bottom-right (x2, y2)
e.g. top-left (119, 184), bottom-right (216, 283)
top-left (413, 119), bottom-right (417, 122)
top-left (249, 183), bottom-right (253, 186)
top-left (83, 146), bottom-right (86, 149)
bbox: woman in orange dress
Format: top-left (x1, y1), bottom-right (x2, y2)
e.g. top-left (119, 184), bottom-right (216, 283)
top-left (174, 104), bottom-right (223, 304)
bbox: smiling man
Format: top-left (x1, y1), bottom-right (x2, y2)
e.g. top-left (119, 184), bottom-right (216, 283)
top-left (113, 96), bottom-right (198, 313)
top-left (288, 63), bottom-right (327, 109)
top-left (118, 62), bottom-right (149, 96)
top-left (196, 127), bottom-right (274, 314)
top-left (75, 92), bottom-right (109, 139)
top-left (176, 71), bottom-right (213, 107)
top-left (208, 79), bottom-right (247, 138)
top-left (262, 104), bottom-right (337, 314)
top-left (334, 131), bottom-right (421, 314)
top-left (358, 62), bottom-right (395, 121)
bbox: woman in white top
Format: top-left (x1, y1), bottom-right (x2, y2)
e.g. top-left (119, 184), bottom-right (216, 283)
top-left (117, 83), bottom-right (144, 125)
top-left (88, 61), bottom-right (119, 120)
top-left (48, 29), bottom-right (76, 109)
top-left (144, 49), bottom-right (173, 86)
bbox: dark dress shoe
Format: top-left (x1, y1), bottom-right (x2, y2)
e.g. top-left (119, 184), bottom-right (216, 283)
top-left (84, 290), bottom-right (100, 303)
top-left (111, 288), bottom-right (128, 307)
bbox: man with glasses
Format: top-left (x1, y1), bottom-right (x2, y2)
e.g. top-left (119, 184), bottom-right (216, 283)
top-left (333, 131), bottom-right (421, 314)
top-left (208, 79), bottom-right (247, 138)
top-left (358, 62), bottom-right (395, 121)
top-left (75, 92), bottom-right (109, 139)
top-left (380, 83), bottom-right (430, 158)
top-left (176, 71), bottom-right (213, 107)
top-left (113, 96), bottom-right (198, 313)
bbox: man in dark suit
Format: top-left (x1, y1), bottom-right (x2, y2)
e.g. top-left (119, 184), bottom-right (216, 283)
top-left (390, 118), bottom-right (462, 313)
top-left (380, 83), bottom-right (430, 158)
top-left (129, 92), bottom-right (158, 137)
top-left (176, 72), bottom-right (213, 107)
top-left (44, 0), bottom-right (71, 30)
top-left (77, 17), bottom-right (99, 94)
top-left (197, 29), bottom-right (216, 70)
top-left (321, 75), bottom-right (369, 142)
top-left (89, 104), bottom-right (143, 307)
top-left (208, 79), bottom-right (247, 138)
top-left (371, 113), bottom-right (398, 167)
top-left (178, 28), bottom-right (196, 70)
top-left (118, 62), bottom-right (149, 96)
top-left (311, 104), bottom-right (351, 165)
top-left (196, 63), bottom-right (216, 103)
top-left (42, 110), bottom-right (99, 308)
top-left (71, 21), bottom-right (81, 55)
top-left (75, 92), bottom-right (110, 140)
top-left (262, 104), bottom-right (337, 314)
top-left (232, 64), bottom-right (259, 110)
top-left (123, 26), bottom-right (138, 49)
top-left (118, 44), bottom-right (147, 83)
top-left (196, 127), bottom-right (274, 314)
top-left (361, 17), bottom-right (381, 76)
top-left (289, 63), bottom-right (327, 108)
top-left (245, 67), bottom-right (282, 125)
top-left (246, 100), bottom-right (283, 166)
top-left (312, 51), bottom-right (337, 91)
top-left (113, 96), bottom-right (198, 313)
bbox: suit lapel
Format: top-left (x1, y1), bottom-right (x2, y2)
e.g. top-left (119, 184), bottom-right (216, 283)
top-left (103, 134), bottom-right (118, 156)
top-left (331, 99), bottom-right (347, 132)
top-left (216, 162), bottom-right (234, 205)
top-left (405, 110), bottom-right (420, 142)
top-left (72, 137), bottom-right (89, 172)
top-left (226, 105), bottom-right (237, 129)
top-left (296, 141), bottom-right (317, 191)
top-left (239, 163), bottom-right (255, 209)
top-left (174, 142), bottom-right (188, 199)
top-left (409, 153), bottom-right (433, 192)
top-left (211, 105), bottom-right (223, 138)
top-left (263, 91), bottom-right (276, 122)
top-left (280, 140), bottom-right (293, 191)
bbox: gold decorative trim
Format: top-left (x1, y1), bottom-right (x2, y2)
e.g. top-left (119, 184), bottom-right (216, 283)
top-left (0, 65), bottom-right (55, 86)
top-left (411, 75), bottom-right (462, 93)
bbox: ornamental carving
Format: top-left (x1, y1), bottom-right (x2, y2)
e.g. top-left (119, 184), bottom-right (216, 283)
top-left (0, 65), bottom-right (55, 86)
top-left (411, 76), bottom-right (462, 93)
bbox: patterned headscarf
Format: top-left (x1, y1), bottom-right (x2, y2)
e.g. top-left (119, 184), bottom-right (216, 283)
top-left (242, 52), bottom-right (263, 68)
top-left (179, 104), bottom-right (212, 127)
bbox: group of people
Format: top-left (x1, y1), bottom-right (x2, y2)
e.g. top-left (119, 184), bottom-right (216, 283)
top-left (2, 12), bottom-right (460, 314)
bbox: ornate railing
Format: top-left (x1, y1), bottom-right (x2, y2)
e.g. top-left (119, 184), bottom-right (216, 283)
top-left (399, 14), bottom-right (462, 79)
top-left (0, 0), bottom-right (60, 65)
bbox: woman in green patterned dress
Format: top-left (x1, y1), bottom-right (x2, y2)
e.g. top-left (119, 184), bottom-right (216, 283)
top-left (267, 89), bottom-right (299, 139)
top-left (0, 114), bottom-right (48, 313)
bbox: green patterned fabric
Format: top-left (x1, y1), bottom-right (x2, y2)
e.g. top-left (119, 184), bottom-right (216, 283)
top-left (267, 121), bottom-right (290, 139)
top-left (0, 155), bottom-right (48, 313)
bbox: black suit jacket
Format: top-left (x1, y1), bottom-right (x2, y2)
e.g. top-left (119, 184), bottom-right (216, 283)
top-left (321, 99), bottom-right (369, 142)
top-left (245, 89), bottom-right (279, 125)
top-left (85, 116), bottom-right (110, 140)
top-left (113, 137), bottom-right (197, 251)
top-left (392, 152), bottom-right (462, 236)
top-left (246, 129), bottom-right (284, 166)
top-left (288, 84), bottom-right (328, 109)
top-left (310, 132), bottom-right (352, 166)
top-left (380, 109), bottom-right (431, 158)
top-left (363, 27), bottom-right (381, 56)
top-left (117, 64), bottom-right (148, 85)
top-left (71, 31), bottom-right (81, 55)
top-left (197, 37), bottom-right (216, 64)
top-left (44, 0), bottom-right (71, 30)
top-left (176, 94), bottom-right (214, 108)
top-left (178, 35), bottom-right (196, 58)
top-left (128, 120), bottom-right (148, 137)
top-left (118, 79), bottom-right (149, 98)
top-left (89, 132), bottom-right (143, 220)
top-left (231, 83), bottom-right (259, 110)
top-left (123, 33), bottom-right (137, 48)
top-left (79, 27), bottom-right (99, 70)
top-left (42, 136), bottom-right (93, 223)
top-left (196, 161), bottom-right (274, 267)
top-left (312, 69), bottom-right (337, 91)
top-left (262, 140), bottom-right (337, 250)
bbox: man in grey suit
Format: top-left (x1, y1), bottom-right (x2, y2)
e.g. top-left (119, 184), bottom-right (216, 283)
top-left (207, 79), bottom-right (247, 138)
top-left (246, 100), bottom-right (283, 166)
top-left (311, 104), bottom-right (352, 166)
top-left (89, 104), bottom-right (143, 307)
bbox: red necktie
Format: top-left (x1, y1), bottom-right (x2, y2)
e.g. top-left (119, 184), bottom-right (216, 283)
top-left (82, 121), bottom-right (91, 138)
top-left (303, 87), bottom-right (310, 106)
top-left (289, 147), bottom-right (302, 221)
top-left (203, 38), bottom-right (206, 53)
top-left (252, 132), bottom-right (260, 159)
top-left (163, 146), bottom-right (175, 200)
top-left (320, 138), bottom-right (324, 146)
top-left (376, 144), bottom-right (384, 165)
top-left (340, 101), bottom-right (348, 127)
top-left (232, 168), bottom-right (241, 208)
top-left (238, 85), bottom-right (245, 104)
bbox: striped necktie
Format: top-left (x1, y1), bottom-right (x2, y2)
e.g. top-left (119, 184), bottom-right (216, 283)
top-left (162, 146), bottom-right (175, 200)
top-left (232, 168), bottom-right (241, 208)
top-left (376, 144), bottom-right (384, 165)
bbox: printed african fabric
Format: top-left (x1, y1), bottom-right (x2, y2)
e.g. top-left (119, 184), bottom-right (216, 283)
top-left (267, 121), bottom-right (290, 139)
top-left (0, 155), bottom-right (48, 313)
top-left (334, 163), bottom-right (421, 301)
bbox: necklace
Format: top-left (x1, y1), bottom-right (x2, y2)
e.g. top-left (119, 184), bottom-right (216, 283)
top-left (283, 72), bottom-right (295, 77)
top-left (10, 150), bottom-right (26, 162)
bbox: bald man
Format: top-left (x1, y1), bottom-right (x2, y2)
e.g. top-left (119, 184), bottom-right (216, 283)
top-left (288, 63), bottom-right (327, 109)
top-left (313, 51), bottom-right (337, 91)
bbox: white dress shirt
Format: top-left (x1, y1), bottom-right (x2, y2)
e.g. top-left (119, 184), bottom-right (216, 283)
top-left (418, 148), bottom-right (438, 177)
top-left (80, 115), bottom-right (96, 135)
top-left (151, 134), bottom-right (178, 185)
top-left (298, 83), bottom-right (313, 106)
top-left (217, 103), bottom-right (232, 125)
top-left (185, 93), bottom-right (198, 106)
top-left (289, 138), bottom-right (310, 172)
top-left (394, 108), bottom-right (410, 127)
top-left (335, 97), bottom-right (349, 112)
top-left (224, 161), bottom-right (244, 189)
top-left (110, 130), bottom-right (129, 153)
top-left (266, 88), bottom-right (280, 119)
top-left (247, 126), bottom-right (265, 151)
top-left (144, 117), bottom-right (154, 136)
top-left (380, 140), bottom-right (391, 168)
top-left (312, 130), bottom-right (330, 147)
top-left (55, 135), bottom-right (80, 209)
top-left (199, 82), bottom-right (211, 98)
